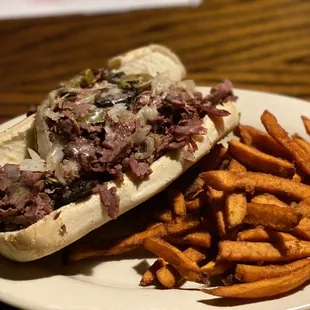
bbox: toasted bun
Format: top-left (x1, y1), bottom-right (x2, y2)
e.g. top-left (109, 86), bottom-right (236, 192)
top-left (0, 99), bottom-right (238, 262)
top-left (108, 44), bottom-right (186, 82)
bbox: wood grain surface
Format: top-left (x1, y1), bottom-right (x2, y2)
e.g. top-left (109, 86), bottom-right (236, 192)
top-left (1, 0), bottom-right (310, 124)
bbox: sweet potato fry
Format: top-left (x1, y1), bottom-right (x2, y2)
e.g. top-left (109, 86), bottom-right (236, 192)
top-left (203, 260), bottom-right (310, 298)
top-left (261, 110), bottom-right (310, 175)
top-left (183, 176), bottom-right (205, 200)
top-left (294, 217), bottom-right (310, 240)
top-left (228, 139), bottom-right (295, 178)
top-left (218, 240), bottom-right (310, 262)
top-left (294, 196), bottom-right (310, 218)
top-left (156, 247), bottom-right (206, 288)
top-left (67, 217), bottom-right (200, 262)
top-left (236, 124), bottom-right (291, 159)
top-left (201, 259), bottom-right (234, 276)
top-left (244, 203), bottom-right (301, 231)
top-left (251, 193), bottom-right (289, 208)
top-left (302, 115), bottom-right (310, 135)
top-left (185, 197), bottom-right (204, 212)
top-left (235, 258), bottom-right (310, 283)
top-left (198, 144), bottom-right (228, 172)
top-left (202, 171), bottom-right (310, 201)
top-left (237, 227), bottom-right (297, 242)
top-left (228, 159), bottom-right (247, 172)
top-left (150, 209), bottom-right (174, 223)
top-left (207, 187), bottom-right (227, 237)
top-left (292, 134), bottom-right (310, 154)
top-left (225, 193), bottom-right (247, 229)
top-left (167, 232), bottom-right (212, 248)
top-left (169, 189), bottom-right (186, 216)
top-left (140, 258), bottom-right (167, 286)
top-left (143, 237), bottom-right (206, 283)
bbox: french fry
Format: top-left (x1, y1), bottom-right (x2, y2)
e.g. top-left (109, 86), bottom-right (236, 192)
top-left (67, 217), bottom-right (200, 262)
top-left (228, 139), bottom-right (295, 178)
top-left (203, 260), bottom-right (310, 298)
top-left (140, 258), bottom-right (167, 286)
top-left (207, 187), bottom-right (227, 238)
top-left (235, 258), bottom-right (310, 283)
top-left (218, 240), bottom-right (310, 262)
top-left (237, 227), bottom-right (297, 242)
top-left (236, 124), bottom-right (291, 159)
top-left (261, 110), bottom-right (310, 175)
top-left (202, 171), bottom-right (310, 201)
top-left (156, 247), bottom-right (206, 288)
top-left (294, 217), bottom-right (310, 240)
top-left (169, 189), bottom-right (187, 216)
top-left (185, 197), bottom-right (204, 212)
top-left (201, 259), bottom-right (233, 276)
top-left (294, 196), bottom-right (310, 218)
top-left (244, 202), bottom-right (301, 231)
top-left (167, 232), bottom-right (212, 248)
top-left (150, 209), bottom-right (174, 223)
top-left (292, 134), bottom-right (310, 154)
top-left (225, 159), bottom-right (247, 229)
top-left (302, 115), bottom-right (310, 135)
top-left (183, 176), bottom-right (204, 200)
top-left (143, 237), bottom-right (206, 283)
top-left (251, 193), bottom-right (289, 208)
top-left (225, 193), bottom-right (247, 229)
top-left (197, 144), bottom-right (228, 172)
top-left (228, 159), bottom-right (247, 172)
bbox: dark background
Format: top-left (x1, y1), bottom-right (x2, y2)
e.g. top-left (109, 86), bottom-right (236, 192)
top-left (0, 0), bottom-right (310, 308)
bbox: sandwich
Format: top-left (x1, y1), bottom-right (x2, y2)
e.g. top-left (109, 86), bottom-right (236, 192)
top-left (0, 45), bottom-right (239, 262)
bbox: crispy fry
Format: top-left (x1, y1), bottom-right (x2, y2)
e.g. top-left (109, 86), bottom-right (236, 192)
top-left (143, 237), bottom-right (206, 283)
top-left (237, 124), bottom-right (291, 159)
top-left (201, 259), bottom-right (233, 276)
top-left (244, 202), bottom-right (301, 231)
top-left (169, 189), bottom-right (186, 216)
top-left (185, 197), bottom-right (204, 212)
top-left (302, 115), bottom-right (310, 135)
top-left (237, 227), bottom-right (297, 242)
top-left (207, 187), bottom-right (227, 237)
top-left (203, 260), bottom-right (310, 298)
top-left (183, 176), bottom-right (204, 200)
top-left (225, 193), bottom-right (247, 229)
top-left (67, 217), bottom-right (200, 262)
top-left (140, 258), bottom-right (167, 286)
top-left (202, 171), bottom-right (310, 201)
top-left (294, 217), bottom-right (310, 240)
top-left (251, 193), bottom-right (289, 208)
top-left (235, 258), bottom-right (310, 283)
top-left (261, 110), bottom-right (310, 175)
top-left (167, 232), bottom-right (212, 248)
top-left (218, 240), bottom-right (310, 262)
top-left (156, 247), bottom-right (206, 288)
top-left (292, 134), bottom-right (310, 154)
top-left (198, 144), bottom-right (228, 172)
top-left (156, 264), bottom-right (179, 288)
top-left (228, 159), bottom-right (247, 172)
top-left (293, 169), bottom-right (305, 182)
top-left (294, 196), bottom-right (310, 218)
top-left (150, 209), bottom-right (174, 223)
top-left (228, 139), bottom-right (295, 178)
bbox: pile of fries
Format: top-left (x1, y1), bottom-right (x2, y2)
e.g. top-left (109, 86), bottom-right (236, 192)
top-left (67, 111), bottom-right (310, 300)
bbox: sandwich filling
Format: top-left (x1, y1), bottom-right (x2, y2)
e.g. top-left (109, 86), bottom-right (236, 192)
top-left (0, 69), bottom-right (236, 232)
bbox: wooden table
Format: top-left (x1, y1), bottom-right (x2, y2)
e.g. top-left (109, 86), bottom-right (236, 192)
top-left (1, 0), bottom-right (310, 125)
top-left (0, 0), bottom-right (310, 308)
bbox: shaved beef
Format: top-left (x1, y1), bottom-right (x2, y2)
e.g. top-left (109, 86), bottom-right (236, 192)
top-left (94, 184), bottom-right (120, 219)
top-left (57, 117), bottom-right (81, 138)
top-left (207, 80), bottom-right (237, 105)
top-left (128, 155), bottom-right (152, 179)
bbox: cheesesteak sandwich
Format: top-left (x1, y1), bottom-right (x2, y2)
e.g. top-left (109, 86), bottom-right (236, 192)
top-left (0, 45), bottom-right (239, 262)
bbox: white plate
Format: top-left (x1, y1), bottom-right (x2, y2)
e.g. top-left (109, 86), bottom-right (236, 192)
top-left (1, 87), bottom-right (310, 310)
